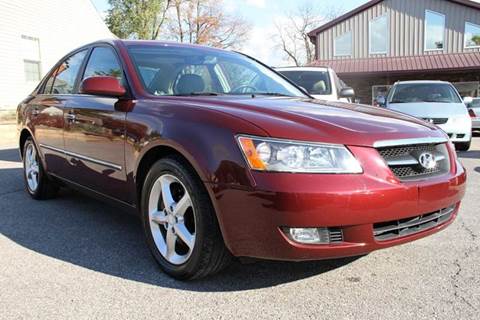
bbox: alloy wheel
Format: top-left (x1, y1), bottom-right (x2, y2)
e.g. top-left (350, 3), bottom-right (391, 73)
top-left (25, 143), bottom-right (40, 193)
top-left (148, 174), bottom-right (196, 265)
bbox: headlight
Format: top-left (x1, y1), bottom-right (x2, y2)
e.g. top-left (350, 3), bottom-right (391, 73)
top-left (236, 135), bottom-right (363, 173)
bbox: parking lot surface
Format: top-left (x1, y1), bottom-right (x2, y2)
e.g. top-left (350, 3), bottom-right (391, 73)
top-left (0, 126), bottom-right (479, 319)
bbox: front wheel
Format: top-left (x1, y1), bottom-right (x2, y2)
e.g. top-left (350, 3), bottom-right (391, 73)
top-left (141, 156), bottom-right (231, 280)
top-left (455, 140), bottom-right (471, 152)
top-left (22, 138), bottom-right (59, 199)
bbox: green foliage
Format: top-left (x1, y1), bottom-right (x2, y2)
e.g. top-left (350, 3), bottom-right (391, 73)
top-left (106, 0), bottom-right (168, 39)
top-left (472, 35), bottom-right (480, 46)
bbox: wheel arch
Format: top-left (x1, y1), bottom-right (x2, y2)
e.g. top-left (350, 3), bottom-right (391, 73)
top-left (134, 141), bottom-right (214, 212)
top-left (133, 141), bottom-right (232, 247)
top-left (19, 127), bottom-right (34, 159)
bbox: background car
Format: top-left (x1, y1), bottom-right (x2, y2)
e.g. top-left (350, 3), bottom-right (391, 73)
top-left (466, 97), bottom-right (480, 131)
top-left (275, 66), bottom-right (355, 102)
top-left (379, 80), bottom-right (472, 151)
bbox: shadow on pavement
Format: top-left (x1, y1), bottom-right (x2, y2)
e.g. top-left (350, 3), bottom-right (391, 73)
top-left (0, 149), bottom-right (359, 291)
top-left (0, 148), bottom-right (20, 162)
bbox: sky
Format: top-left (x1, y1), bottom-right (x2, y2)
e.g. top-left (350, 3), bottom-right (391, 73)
top-left (90, 0), bottom-right (371, 65)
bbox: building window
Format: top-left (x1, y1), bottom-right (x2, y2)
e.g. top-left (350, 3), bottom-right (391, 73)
top-left (465, 22), bottom-right (480, 48)
top-left (24, 60), bottom-right (41, 82)
top-left (334, 31), bottom-right (352, 57)
top-left (21, 35), bottom-right (41, 82)
top-left (369, 15), bottom-right (388, 54)
top-left (424, 10), bottom-right (445, 51)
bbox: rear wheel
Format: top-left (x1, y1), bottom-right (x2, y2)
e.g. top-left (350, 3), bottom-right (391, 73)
top-left (23, 138), bottom-right (59, 199)
top-left (141, 156), bottom-right (231, 280)
top-left (455, 140), bottom-right (471, 152)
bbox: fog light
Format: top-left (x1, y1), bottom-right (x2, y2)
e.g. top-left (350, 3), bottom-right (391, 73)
top-left (286, 227), bottom-right (330, 244)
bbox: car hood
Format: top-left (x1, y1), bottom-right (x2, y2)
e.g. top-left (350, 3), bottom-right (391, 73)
top-left (165, 97), bottom-right (446, 147)
top-left (387, 102), bottom-right (468, 118)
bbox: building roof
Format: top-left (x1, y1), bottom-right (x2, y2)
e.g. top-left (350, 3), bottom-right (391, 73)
top-left (309, 52), bottom-right (480, 75)
top-left (308, 0), bottom-right (480, 40)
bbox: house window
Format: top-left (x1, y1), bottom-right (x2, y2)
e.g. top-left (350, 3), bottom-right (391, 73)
top-left (21, 35), bottom-right (41, 82)
top-left (334, 31), bottom-right (352, 57)
top-left (425, 10), bottom-right (445, 51)
top-left (369, 15), bottom-right (388, 54)
top-left (465, 22), bottom-right (480, 48)
top-left (24, 60), bottom-right (41, 82)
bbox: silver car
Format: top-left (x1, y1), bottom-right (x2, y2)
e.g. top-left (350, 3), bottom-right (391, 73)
top-left (382, 81), bottom-right (472, 151)
top-left (467, 98), bottom-right (480, 130)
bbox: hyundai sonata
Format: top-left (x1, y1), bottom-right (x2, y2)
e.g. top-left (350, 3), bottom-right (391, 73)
top-left (17, 40), bottom-right (466, 279)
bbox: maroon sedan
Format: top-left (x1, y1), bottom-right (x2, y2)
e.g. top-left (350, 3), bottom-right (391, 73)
top-left (17, 40), bottom-right (466, 279)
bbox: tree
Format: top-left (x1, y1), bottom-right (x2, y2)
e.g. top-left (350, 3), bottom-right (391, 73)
top-left (106, 0), bottom-right (170, 39)
top-left (274, 3), bottom-right (341, 66)
top-left (165, 0), bottom-right (250, 49)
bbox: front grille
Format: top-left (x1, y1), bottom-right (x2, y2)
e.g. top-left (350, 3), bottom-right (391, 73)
top-left (377, 143), bottom-right (450, 180)
top-left (422, 118), bottom-right (448, 125)
top-left (373, 205), bottom-right (456, 241)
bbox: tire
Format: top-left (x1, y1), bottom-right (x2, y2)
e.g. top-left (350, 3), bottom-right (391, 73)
top-left (22, 138), bottom-right (59, 200)
top-left (455, 140), bottom-right (471, 152)
top-left (141, 156), bottom-right (231, 280)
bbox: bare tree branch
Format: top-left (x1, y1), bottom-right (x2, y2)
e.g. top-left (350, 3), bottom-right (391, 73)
top-left (273, 3), bottom-right (341, 66)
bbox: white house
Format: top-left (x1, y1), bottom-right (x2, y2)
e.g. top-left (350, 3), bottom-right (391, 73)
top-left (0, 0), bottom-right (113, 109)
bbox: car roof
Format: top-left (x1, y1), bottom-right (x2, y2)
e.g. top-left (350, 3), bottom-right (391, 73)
top-left (394, 80), bottom-right (451, 85)
top-left (275, 66), bottom-right (330, 72)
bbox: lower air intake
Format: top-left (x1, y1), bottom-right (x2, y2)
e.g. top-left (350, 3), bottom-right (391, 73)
top-left (373, 205), bottom-right (455, 241)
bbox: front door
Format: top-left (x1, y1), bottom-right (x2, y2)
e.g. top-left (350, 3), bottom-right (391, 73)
top-left (62, 46), bottom-right (129, 202)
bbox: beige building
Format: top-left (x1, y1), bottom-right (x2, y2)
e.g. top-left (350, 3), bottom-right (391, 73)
top-left (0, 0), bottom-right (112, 109)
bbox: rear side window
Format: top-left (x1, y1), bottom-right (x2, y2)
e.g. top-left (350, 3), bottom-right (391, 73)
top-left (50, 50), bottom-right (88, 94)
top-left (83, 47), bottom-right (123, 82)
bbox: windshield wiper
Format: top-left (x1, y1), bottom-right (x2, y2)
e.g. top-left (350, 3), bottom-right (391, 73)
top-left (175, 92), bottom-right (220, 96)
top-left (249, 92), bottom-right (294, 97)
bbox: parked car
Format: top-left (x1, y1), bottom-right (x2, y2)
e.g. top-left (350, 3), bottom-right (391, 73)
top-left (17, 40), bottom-right (466, 280)
top-left (379, 81), bottom-right (472, 151)
top-left (466, 97), bottom-right (480, 131)
top-left (275, 66), bottom-right (355, 102)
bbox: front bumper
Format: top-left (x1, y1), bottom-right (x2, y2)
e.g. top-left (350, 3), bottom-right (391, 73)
top-left (472, 118), bottom-right (480, 129)
top-left (211, 146), bottom-right (467, 261)
top-left (438, 122), bottom-right (472, 142)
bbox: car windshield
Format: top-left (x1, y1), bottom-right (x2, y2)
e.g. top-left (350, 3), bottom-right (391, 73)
top-left (277, 70), bottom-right (332, 95)
top-left (127, 45), bottom-right (307, 98)
top-left (471, 99), bottom-right (480, 107)
top-left (389, 83), bottom-right (462, 104)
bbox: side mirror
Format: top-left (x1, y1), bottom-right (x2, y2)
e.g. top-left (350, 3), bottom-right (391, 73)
top-left (463, 96), bottom-right (473, 106)
top-left (80, 76), bottom-right (126, 97)
top-left (339, 87), bottom-right (355, 98)
top-left (377, 96), bottom-right (387, 107)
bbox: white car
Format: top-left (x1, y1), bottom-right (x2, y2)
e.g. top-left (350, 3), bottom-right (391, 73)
top-left (466, 98), bottom-right (480, 130)
top-left (380, 80), bottom-right (472, 151)
top-left (275, 67), bottom-right (354, 102)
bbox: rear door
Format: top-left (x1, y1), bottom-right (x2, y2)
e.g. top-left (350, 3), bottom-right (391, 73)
top-left (33, 50), bottom-right (88, 175)
top-left (62, 46), bottom-right (129, 201)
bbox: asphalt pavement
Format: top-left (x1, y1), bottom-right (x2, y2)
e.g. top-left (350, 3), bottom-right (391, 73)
top-left (0, 127), bottom-right (479, 319)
